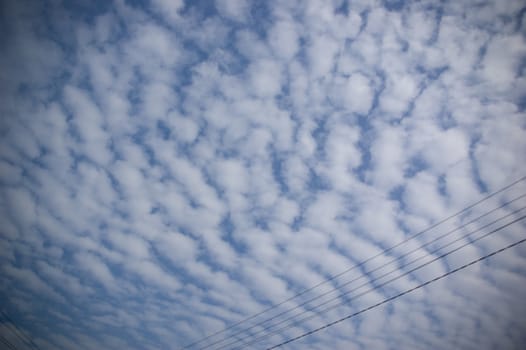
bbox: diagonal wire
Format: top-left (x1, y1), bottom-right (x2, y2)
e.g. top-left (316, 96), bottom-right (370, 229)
top-left (0, 335), bottom-right (19, 350)
top-left (201, 194), bottom-right (526, 350)
top-left (180, 175), bottom-right (526, 349)
top-left (265, 235), bottom-right (526, 349)
top-left (0, 310), bottom-right (41, 350)
top-left (227, 213), bottom-right (526, 350)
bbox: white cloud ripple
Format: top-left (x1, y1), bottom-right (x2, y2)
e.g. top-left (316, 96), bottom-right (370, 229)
top-left (1, 0), bottom-right (526, 349)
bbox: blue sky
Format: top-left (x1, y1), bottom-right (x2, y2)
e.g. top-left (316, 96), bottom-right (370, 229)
top-left (1, 0), bottom-right (526, 349)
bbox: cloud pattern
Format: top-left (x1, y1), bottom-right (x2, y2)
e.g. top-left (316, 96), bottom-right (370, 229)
top-left (1, 0), bottom-right (526, 349)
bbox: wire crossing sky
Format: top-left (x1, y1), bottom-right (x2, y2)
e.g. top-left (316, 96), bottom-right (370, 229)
top-left (213, 211), bottom-right (526, 350)
top-left (182, 177), bottom-right (526, 349)
top-left (1, 309), bottom-right (42, 350)
top-left (265, 235), bottom-right (526, 350)
top-left (189, 185), bottom-right (526, 350)
top-left (1, 1), bottom-right (526, 349)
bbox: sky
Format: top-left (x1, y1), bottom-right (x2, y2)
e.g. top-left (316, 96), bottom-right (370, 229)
top-left (1, 0), bottom-right (526, 349)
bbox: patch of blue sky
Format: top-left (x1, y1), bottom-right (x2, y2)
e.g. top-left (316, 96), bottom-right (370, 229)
top-left (2, 0), bottom-right (526, 349)
top-left (383, 0), bottom-right (407, 12)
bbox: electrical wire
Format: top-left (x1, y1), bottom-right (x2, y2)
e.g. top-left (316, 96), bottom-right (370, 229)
top-left (221, 206), bottom-right (526, 349)
top-left (222, 212), bottom-right (526, 350)
top-left (199, 195), bottom-right (526, 350)
top-left (0, 310), bottom-right (41, 350)
top-left (180, 175), bottom-right (526, 349)
top-left (0, 335), bottom-right (19, 350)
top-left (265, 235), bottom-right (526, 349)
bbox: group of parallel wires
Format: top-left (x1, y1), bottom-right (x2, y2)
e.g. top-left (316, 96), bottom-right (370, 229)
top-left (1, 177), bottom-right (525, 349)
top-left (0, 309), bottom-right (41, 350)
top-left (179, 176), bottom-right (526, 350)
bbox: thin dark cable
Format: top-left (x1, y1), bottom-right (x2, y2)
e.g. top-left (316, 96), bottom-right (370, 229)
top-left (0, 311), bottom-right (40, 350)
top-left (209, 198), bottom-right (526, 350)
top-left (205, 197), bottom-right (526, 350)
top-left (221, 204), bottom-right (526, 350)
top-left (265, 235), bottom-right (526, 349)
top-left (0, 335), bottom-right (19, 350)
top-left (182, 175), bottom-right (526, 350)
top-left (226, 212), bottom-right (526, 350)
top-left (0, 310), bottom-right (41, 350)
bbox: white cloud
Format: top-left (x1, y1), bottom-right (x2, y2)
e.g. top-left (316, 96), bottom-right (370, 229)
top-left (404, 7), bottom-right (437, 44)
top-left (241, 262), bottom-right (289, 303)
top-left (332, 73), bottom-right (374, 114)
top-left (36, 261), bottom-right (92, 297)
top-left (268, 20), bottom-right (300, 61)
top-left (0, 160), bottom-right (22, 185)
top-left (480, 34), bottom-right (526, 89)
top-left (247, 59), bottom-right (283, 98)
top-left (307, 34), bottom-right (339, 78)
top-left (284, 154), bottom-right (310, 194)
top-left (106, 231), bottom-right (150, 259)
top-left (369, 124), bottom-right (406, 190)
top-left (167, 112), bottom-right (200, 143)
top-left (74, 252), bottom-right (117, 292)
top-left (474, 112), bottom-right (526, 190)
top-left (211, 158), bottom-right (248, 194)
top-left (155, 232), bottom-right (199, 266)
top-left (3, 187), bottom-right (37, 233)
top-left (62, 85), bottom-right (112, 165)
top-left (127, 21), bottom-right (181, 70)
top-left (2, 265), bottom-right (64, 303)
top-left (141, 81), bottom-right (178, 118)
top-left (150, 0), bottom-right (184, 24)
top-left (216, 0), bottom-right (249, 22)
top-left (379, 72), bottom-right (420, 118)
top-left (354, 189), bottom-right (404, 246)
top-left (127, 259), bottom-right (181, 291)
top-left (404, 171), bottom-right (447, 221)
top-left (1, 0), bottom-right (526, 349)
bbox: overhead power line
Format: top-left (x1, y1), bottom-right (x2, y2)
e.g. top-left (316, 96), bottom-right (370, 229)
top-left (0, 335), bottom-right (19, 350)
top-left (181, 175), bottom-right (526, 350)
top-left (223, 213), bottom-right (526, 350)
top-left (265, 235), bottom-right (526, 349)
top-left (200, 195), bottom-right (526, 350)
top-left (0, 310), bottom-right (41, 350)
top-left (222, 207), bottom-right (526, 350)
